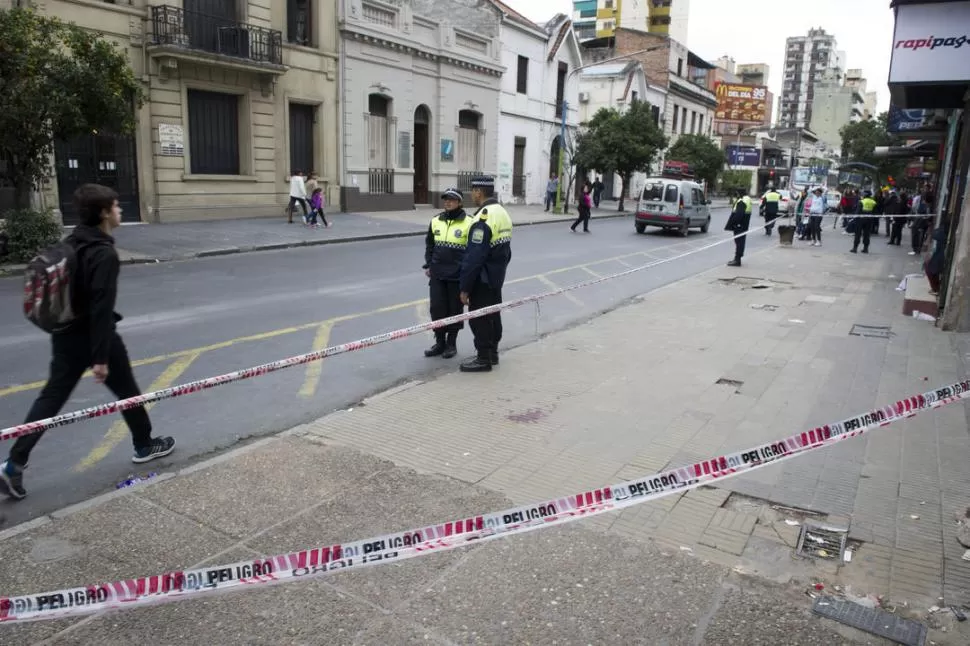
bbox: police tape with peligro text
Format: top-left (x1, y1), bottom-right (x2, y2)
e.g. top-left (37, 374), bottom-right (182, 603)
top-left (0, 212), bottom-right (788, 443)
top-left (2, 378), bottom-right (968, 623)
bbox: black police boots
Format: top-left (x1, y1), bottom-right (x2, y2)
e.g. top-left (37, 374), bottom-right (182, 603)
top-left (460, 354), bottom-right (493, 373)
top-left (424, 334), bottom-right (446, 357)
top-left (442, 332), bottom-right (458, 359)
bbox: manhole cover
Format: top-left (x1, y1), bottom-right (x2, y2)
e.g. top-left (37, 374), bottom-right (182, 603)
top-left (849, 324), bottom-right (893, 339)
top-left (796, 521), bottom-right (848, 561)
top-left (812, 597), bottom-right (927, 646)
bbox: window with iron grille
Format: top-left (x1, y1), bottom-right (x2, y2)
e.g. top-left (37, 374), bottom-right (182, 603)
top-left (368, 94), bottom-right (390, 168)
top-left (188, 89), bottom-right (240, 175)
top-left (287, 0), bottom-right (312, 46)
top-left (516, 55), bottom-right (529, 94)
top-left (457, 110), bottom-right (480, 171)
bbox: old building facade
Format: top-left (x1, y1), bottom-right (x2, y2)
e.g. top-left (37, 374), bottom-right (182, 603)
top-left (28, 0), bottom-right (340, 224)
top-left (338, 0), bottom-right (503, 211)
top-left (494, 6), bottom-right (582, 205)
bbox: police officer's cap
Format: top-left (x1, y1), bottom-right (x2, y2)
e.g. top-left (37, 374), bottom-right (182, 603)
top-left (470, 176), bottom-right (495, 189)
top-left (441, 188), bottom-right (463, 202)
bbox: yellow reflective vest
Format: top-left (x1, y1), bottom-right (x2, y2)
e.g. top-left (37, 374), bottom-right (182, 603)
top-left (860, 197), bottom-right (876, 213)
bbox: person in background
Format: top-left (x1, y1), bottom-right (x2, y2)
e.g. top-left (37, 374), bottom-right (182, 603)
top-left (882, 189), bottom-right (895, 236)
top-left (796, 190), bottom-right (809, 240)
top-left (571, 182), bottom-right (592, 233)
top-left (544, 173), bottom-right (559, 212)
top-left (760, 185), bottom-right (782, 235)
top-left (305, 172), bottom-right (319, 197)
top-left (853, 190), bottom-right (876, 254)
top-left (910, 188), bottom-right (931, 256)
top-left (592, 177), bottom-right (605, 208)
top-left (889, 190), bottom-right (908, 246)
top-left (307, 187), bottom-right (329, 228)
top-left (726, 189), bottom-right (752, 267)
top-left (924, 217), bottom-right (949, 296)
top-left (1, 184), bottom-right (176, 500)
top-left (287, 170), bottom-right (309, 224)
top-left (807, 187), bottom-right (825, 247)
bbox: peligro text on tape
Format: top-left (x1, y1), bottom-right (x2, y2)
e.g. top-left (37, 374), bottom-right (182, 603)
top-left (3, 378), bottom-right (967, 624)
top-left (0, 214), bottom-right (788, 443)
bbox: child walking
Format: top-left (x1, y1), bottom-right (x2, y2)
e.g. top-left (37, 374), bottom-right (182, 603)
top-left (307, 187), bottom-right (330, 228)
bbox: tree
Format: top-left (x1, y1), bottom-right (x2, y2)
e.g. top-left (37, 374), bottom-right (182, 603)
top-left (720, 169), bottom-right (752, 195)
top-left (0, 7), bottom-right (144, 210)
top-left (574, 101), bottom-right (668, 211)
top-left (839, 112), bottom-right (906, 187)
top-left (666, 134), bottom-right (724, 189)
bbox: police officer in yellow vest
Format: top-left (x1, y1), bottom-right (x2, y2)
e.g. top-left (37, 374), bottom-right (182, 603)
top-left (423, 188), bottom-right (473, 359)
top-left (726, 189), bottom-right (752, 267)
top-left (459, 176), bottom-right (513, 373)
top-left (853, 190), bottom-right (876, 254)
top-left (760, 186), bottom-right (782, 235)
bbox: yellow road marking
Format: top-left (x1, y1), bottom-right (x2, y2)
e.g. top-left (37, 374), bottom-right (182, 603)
top-left (74, 351), bottom-right (202, 472)
top-left (537, 275), bottom-right (584, 307)
top-left (299, 321), bottom-right (335, 398)
top-left (2, 239), bottom-right (694, 400)
top-left (416, 300), bottom-right (431, 323)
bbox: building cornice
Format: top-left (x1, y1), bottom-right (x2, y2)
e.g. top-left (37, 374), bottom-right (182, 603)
top-left (341, 26), bottom-right (503, 77)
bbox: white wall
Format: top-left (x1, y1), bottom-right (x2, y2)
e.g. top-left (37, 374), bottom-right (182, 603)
top-left (497, 20), bottom-right (581, 205)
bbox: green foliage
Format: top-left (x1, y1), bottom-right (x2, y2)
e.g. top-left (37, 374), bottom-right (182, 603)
top-left (0, 208), bottom-right (62, 263)
top-left (839, 112), bottom-right (906, 184)
top-left (574, 101), bottom-right (668, 210)
top-left (666, 134), bottom-right (725, 188)
top-left (0, 7), bottom-right (144, 209)
top-left (720, 169), bottom-right (753, 194)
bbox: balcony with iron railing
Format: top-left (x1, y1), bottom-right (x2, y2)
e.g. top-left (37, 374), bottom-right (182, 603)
top-left (456, 171), bottom-right (482, 195)
top-left (148, 5), bottom-right (285, 73)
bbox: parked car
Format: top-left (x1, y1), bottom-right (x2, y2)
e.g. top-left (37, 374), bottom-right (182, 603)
top-left (635, 179), bottom-right (711, 236)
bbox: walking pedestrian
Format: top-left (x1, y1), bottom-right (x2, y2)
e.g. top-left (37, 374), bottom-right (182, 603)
top-left (307, 187), bottom-right (329, 228)
top-left (1, 184), bottom-right (176, 500)
top-left (726, 189), bottom-right (752, 267)
top-left (852, 190), bottom-right (876, 254)
top-left (422, 188), bottom-right (472, 360)
top-left (459, 176), bottom-right (513, 373)
top-left (909, 189), bottom-right (931, 255)
top-left (544, 173), bottom-right (559, 212)
top-left (287, 170), bottom-right (309, 224)
top-left (592, 177), bottom-right (605, 208)
top-left (808, 187), bottom-right (825, 246)
top-left (571, 182), bottom-right (592, 232)
top-left (760, 185), bottom-right (781, 235)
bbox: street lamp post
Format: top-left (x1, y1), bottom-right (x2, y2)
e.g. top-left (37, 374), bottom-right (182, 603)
top-left (554, 45), bottom-right (665, 214)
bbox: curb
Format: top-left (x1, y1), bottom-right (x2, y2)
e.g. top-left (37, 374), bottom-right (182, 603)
top-left (0, 212), bottom-right (635, 276)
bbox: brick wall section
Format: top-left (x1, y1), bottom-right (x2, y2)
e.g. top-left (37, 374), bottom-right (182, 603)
top-left (614, 28), bottom-right (670, 90)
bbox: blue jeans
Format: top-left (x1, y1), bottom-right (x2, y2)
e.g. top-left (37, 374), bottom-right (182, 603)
top-left (545, 191), bottom-right (556, 210)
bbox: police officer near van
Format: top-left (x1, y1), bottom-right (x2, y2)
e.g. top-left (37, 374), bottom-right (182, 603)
top-left (422, 188), bottom-right (473, 359)
top-left (760, 185), bottom-right (782, 235)
top-left (726, 189), bottom-right (752, 267)
top-left (458, 176), bottom-right (513, 373)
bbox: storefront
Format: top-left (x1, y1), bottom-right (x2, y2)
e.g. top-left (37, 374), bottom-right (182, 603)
top-left (888, 0), bottom-right (970, 331)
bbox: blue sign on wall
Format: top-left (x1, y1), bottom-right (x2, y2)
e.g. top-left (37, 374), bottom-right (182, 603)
top-left (440, 139), bottom-right (454, 162)
top-left (726, 145), bottom-right (761, 167)
top-left (887, 105), bottom-right (946, 133)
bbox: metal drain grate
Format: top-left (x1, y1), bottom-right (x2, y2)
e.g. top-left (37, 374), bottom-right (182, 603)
top-left (812, 597), bottom-right (927, 646)
top-left (795, 521), bottom-right (848, 561)
top-left (849, 324), bottom-right (893, 339)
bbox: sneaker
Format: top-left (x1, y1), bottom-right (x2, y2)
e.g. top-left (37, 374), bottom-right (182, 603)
top-left (132, 437), bottom-right (176, 464)
top-left (0, 460), bottom-right (26, 500)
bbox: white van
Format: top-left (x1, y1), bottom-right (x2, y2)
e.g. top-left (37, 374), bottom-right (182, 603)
top-left (634, 178), bottom-right (711, 236)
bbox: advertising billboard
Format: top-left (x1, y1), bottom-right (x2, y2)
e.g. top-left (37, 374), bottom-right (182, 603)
top-left (726, 145), bottom-right (761, 167)
top-left (889, 1), bottom-right (970, 84)
top-left (886, 105), bottom-right (947, 133)
top-left (714, 83), bottom-right (769, 125)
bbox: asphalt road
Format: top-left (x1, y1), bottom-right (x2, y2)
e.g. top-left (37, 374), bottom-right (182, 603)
top-left (0, 207), bottom-right (774, 527)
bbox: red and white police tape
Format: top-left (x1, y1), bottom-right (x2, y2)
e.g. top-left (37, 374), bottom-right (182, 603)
top-left (0, 215), bottom-right (784, 443)
top-left (2, 378), bottom-right (967, 623)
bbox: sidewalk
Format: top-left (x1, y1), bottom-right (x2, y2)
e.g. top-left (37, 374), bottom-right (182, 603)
top-left (2, 236), bottom-right (967, 643)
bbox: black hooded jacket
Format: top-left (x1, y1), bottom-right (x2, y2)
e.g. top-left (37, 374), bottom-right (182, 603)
top-left (423, 208), bottom-right (470, 281)
top-left (65, 225), bottom-right (123, 364)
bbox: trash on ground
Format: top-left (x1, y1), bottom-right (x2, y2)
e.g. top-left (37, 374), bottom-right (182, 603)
top-left (962, 549), bottom-right (970, 562)
top-left (951, 606), bottom-right (967, 621)
top-left (928, 605), bottom-right (941, 613)
top-left (750, 303), bottom-right (779, 311)
top-left (910, 515), bottom-right (921, 520)
top-left (844, 549), bottom-right (853, 562)
top-left (912, 311), bottom-right (936, 322)
top-left (785, 519), bottom-right (800, 526)
top-left (788, 318), bottom-right (806, 324)
top-left (116, 473), bottom-right (158, 489)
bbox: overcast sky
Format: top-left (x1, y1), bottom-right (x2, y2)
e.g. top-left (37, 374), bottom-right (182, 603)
top-left (510, 0), bottom-right (896, 116)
